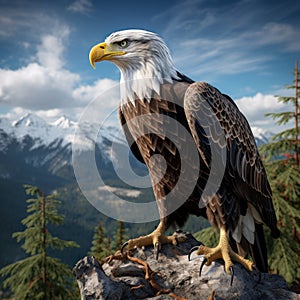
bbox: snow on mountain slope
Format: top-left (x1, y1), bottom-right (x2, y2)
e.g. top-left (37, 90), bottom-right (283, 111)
top-left (0, 113), bottom-right (120, 180)
top-left (11, 113), bottom-right (65, 150)
top-left (52, 115), bottom-right (77, 129)
top-left (251, 126), bottom-right (274, 146)
top-left (0, 112), bottom-right (274, 185)
top-left (0, 113), bottom-right (273, 155)
top-left (0, 113), bottom-right (128, 153)
top-left (0, 118), bottom-right (12, 152)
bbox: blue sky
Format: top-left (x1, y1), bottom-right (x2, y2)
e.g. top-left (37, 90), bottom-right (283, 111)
top-left (0, 0), bottom-right (299, 131)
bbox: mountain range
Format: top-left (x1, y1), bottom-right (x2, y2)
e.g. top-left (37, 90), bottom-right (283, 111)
top-left (0, 113), bottom-right (274, 267)
top-left (0, 112), bottom-right (274, 168)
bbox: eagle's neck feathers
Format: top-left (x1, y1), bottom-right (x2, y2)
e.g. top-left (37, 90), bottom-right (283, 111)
top-left (115, 39), bottom-right (179, 106)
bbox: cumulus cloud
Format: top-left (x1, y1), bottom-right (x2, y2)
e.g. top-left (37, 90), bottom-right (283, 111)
top-left (0, 25), bottom-right (76, 110)
top-left (73, 78), bottom-right (119, 105)
top-left (0, 24), bottom-right (119, 123)
top-left (235, 93), bottom-right (293, 131)
top-left (72, 78), bottom-right (121, 125)
top-left (36, 26), bottom-right (70, 70)
top-left (0, 63), bottom-right (80, 109)
top-left (0, 107), bottom-right (30, 120)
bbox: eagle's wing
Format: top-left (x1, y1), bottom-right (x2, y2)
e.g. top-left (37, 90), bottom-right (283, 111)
top-left (184, 82), bottom-right (279, 237)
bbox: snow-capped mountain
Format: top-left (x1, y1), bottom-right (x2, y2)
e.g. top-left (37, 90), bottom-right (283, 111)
top-left (251, 126), bottom-right (274, 146)
top-left (0, 113), bottom-right (127, 152)
top-left (1, 113), bottom-right (74, 149)
top-left (52, 115), bottom-right (77, 129)
top-left (0, 113), bottom-right (274, 151)
top-left (0, 113), bottom-right (273, 181)
top-left (0, 113), bottom-right (129, 180)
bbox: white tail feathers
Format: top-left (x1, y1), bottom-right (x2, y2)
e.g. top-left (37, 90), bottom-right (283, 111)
top-left (232, 204), bottom-right (262, 245)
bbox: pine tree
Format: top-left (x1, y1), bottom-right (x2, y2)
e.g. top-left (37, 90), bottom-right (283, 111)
top-left (111, 220), bottom-right (128, 252)
top-left (0, 185), bottom-right (80, 300)
top-left (116, 220), bottom-right (125, 248)
top-left (89, 220), bottom-right (129, 263)
top-left (88, 222), bottom-right (111, 262)
top-left (193, 227), bottom-right (219, 248)
top-left (260, 60), bottom-right (300, 285)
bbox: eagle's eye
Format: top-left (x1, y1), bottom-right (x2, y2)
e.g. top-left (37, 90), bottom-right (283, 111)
top-left (118, 39), bottom-right (129, 48)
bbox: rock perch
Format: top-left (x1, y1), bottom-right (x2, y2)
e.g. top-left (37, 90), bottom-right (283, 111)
top-left (73, 231), bottom-right (299, 300)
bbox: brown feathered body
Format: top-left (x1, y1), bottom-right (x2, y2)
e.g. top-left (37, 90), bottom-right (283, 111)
top-left (119, 73), bottom-right (280, 272)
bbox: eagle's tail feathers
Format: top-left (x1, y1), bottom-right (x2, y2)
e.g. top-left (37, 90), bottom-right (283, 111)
top-left (249, 223), bottom-right (268, 273)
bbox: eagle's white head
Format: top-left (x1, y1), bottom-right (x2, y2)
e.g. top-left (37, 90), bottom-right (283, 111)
top-left (89, 29), bottom-right (179, 105)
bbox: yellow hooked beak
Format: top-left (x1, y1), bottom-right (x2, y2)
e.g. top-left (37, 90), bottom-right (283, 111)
top-left (89, 42), bottom-right (125, 69)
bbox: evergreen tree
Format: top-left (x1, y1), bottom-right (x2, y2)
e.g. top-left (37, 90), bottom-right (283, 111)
top-left (107, 236), bottom-right (111, 253)
top-left (89, 220), bottom-right (129, 263)
top-left (111, 220), bottom-right (128, 252)
top-left (193, 227), bottom-right (219, 248)
top-left (88, 222), bottom-right (110, 262)
top-left (0, 185), bottom-right (80, 300)
top-left (260, 60), bottom-right (300, 285)
top-left (116, 220), bottom-right (125, 248)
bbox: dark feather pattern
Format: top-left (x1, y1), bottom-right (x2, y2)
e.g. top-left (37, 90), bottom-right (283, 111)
top-left (119, 77), bottom-right (280, 271)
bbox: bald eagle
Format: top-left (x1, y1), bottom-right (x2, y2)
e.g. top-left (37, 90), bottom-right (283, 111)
top-left (89, 29), bottom-right (279, 275)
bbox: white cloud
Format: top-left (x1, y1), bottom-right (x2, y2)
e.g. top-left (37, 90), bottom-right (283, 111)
top-left (67, 0), bottom-right (93, 15)
top-left (235, 93), bottom-right (293, 132)
top-left (36, 26), bottom-right (70, 70)
top-left (0, 23), bottom-right (120, 124)
top-left (0, 106), bottom-right (73, 127)
top-left (0, 63), bottom-right (80, 109)
top-left (35, 108), bottom-right (67, 121)
top-left (72, 78), bottom-right (121, 125)
top-left (0, 107), bottom-right (30, 120)
top-left (73, 78), bottom-right (119, 105)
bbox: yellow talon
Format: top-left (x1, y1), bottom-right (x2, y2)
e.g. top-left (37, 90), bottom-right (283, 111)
top-left (121, 220), bottom-right (184, 258)
top-left (191, 226), bottom-right (253, 275)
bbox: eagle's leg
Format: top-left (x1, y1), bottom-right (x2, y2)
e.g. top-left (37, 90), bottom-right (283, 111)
top-left (121, 219), bottom-right (182, 258)
top-left (190, 226), bottom-right (254, 275)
